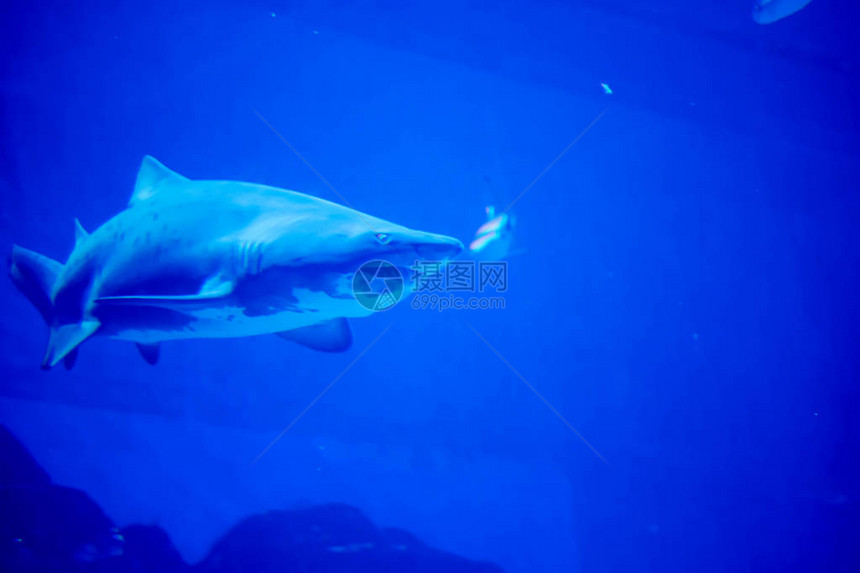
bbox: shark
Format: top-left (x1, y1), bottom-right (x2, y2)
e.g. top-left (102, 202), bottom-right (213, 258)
top-left (8, 156), bottom-right (463, 369)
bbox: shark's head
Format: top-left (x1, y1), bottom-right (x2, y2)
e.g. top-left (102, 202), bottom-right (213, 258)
top-left (349, 221), bottom-right (464, 270)
top-left (235, 201), bottom-right (463, 318)
top-left (257, 202), bottom-right (463, 274)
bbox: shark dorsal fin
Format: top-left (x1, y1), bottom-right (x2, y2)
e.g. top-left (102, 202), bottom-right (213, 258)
top-left (74, 218), bottom-right (88, 245)
top-left (130, 156), bottom-right (190, 206)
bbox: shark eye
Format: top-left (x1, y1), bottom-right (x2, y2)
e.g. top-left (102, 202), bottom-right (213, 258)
top-left (375, 232), bottom-right (390, 244)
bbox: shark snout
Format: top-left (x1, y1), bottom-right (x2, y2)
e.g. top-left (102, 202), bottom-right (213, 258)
top-left (406, 232), bottom-right (463, 261)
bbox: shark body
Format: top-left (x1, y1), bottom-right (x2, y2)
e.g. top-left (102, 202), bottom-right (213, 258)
top-left (9, 156), bottom-right (462, 369)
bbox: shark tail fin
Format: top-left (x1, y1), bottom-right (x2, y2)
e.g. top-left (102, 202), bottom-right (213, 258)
top-left (9, 246), bottom-right (100, 370)
top-left (8, 245), bottom-right (63, 325)
top-left (42, 321), bottom-right (99, 370)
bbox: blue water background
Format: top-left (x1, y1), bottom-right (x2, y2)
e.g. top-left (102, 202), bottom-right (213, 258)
top-left (1, 1), bottom-right (858, 571)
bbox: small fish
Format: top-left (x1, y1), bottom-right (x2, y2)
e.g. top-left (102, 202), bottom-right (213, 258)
top-left (752, 0), bottom-right (813, 24)
top-left (468, 206), bottom-right (517, 261)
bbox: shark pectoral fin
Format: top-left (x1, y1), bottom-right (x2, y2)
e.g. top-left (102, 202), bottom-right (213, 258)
top-left (95, 277), bottom-right (234, 308)
top-left (9, 245), bottom-right (63, 325)
top-left (135, 343), bottom-right (160, 365)
top-left (42, 320), bottom-right (99, 370)
top-left (276, 318), bottom-right (353, 353)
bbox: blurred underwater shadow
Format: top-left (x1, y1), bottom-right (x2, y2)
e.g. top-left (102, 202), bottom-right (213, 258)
top-left (0, 425), bottom-right (504, 573)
